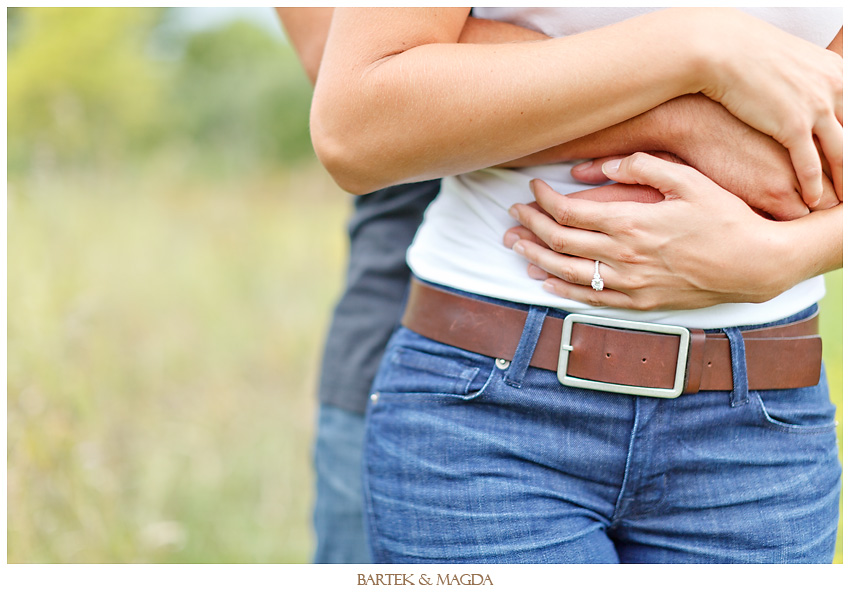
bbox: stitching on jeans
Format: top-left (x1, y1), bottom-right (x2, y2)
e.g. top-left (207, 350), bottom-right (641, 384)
top-left (752, 391), bottom-right (839, 435)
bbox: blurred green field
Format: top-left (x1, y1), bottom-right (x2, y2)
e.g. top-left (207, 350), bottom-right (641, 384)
top-left (8, 167), bottom-right (349, 563)
top-left (6, 167), bottom-right (843, 563)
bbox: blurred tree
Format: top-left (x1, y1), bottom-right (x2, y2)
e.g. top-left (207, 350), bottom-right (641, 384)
top-left (7, 8), bottom-right (315, 178)
top-left (7, 7), bottom-right (166, 173)
top-left (168, 19), bottom-right (314, 175)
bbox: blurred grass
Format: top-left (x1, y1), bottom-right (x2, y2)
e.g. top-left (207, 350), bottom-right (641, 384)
top-left (7, 166), bottom-right (349, 562)
top-left (6, 170), bottom-right (843, 562)
top-left (822, 270), bottom-right (843, 564)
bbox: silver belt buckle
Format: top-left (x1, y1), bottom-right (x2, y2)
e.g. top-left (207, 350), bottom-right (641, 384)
top-left (557, 314), bottom-right (691, 399)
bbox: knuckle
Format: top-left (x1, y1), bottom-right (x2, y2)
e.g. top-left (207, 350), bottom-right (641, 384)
top-left (558, 265), bottom-right (580, 284)
top-left (616, 247), bottom-right (642, 266)
top-left (553, 204), bottom-right (573, 227)
top-left (549, 233), bottom-right (569, 253)
top-left (584, 294), bottom-right (606, 308)
top-left (800, 162), bottom-right (822, 180)
top-left (611, 215), bottom-right (635, 236)
top-left (631, 295), bottom-right (657, 311)
top-left (628, 153), bottom-right (650, 176)
top-left (812, 99), bottom-right (832, 119)
top-left (827, 60), bottom-right (843, 88)
top-left (621, 274), bottom-right (646, 292)
top-left (781, 116), bottom-right (810, 142)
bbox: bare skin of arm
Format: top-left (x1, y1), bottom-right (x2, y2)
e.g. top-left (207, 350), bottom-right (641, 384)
top-left (280, 10), bottom-right (839, 218)
top-left (275, 8), bottom-right (333, 86)
top-left (281, 10), bottom-right (841, 310)
top-left (500, 28), bottom-right (842, 309)
top-left (514, 26), bottom-right (843, 215)
top-left (276, 11), bottom-right (549, 86)
top-left (313, 8), bottom-right (840, 204)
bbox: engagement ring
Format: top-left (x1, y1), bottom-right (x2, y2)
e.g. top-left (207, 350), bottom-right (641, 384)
top-left (591, 260), bottom-right (604, 291)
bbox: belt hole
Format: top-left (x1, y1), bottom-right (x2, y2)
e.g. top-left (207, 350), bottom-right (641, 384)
top-left (606, 353), bottom-right (611, 358)
top-left (641, 358), bottom-right (647, 363)
top-left (707, 361), bottom-right (712, 367)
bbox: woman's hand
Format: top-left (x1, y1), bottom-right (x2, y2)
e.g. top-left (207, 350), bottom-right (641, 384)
top-left (505, 153), bottom-right (840, 310)
top-left (696, 9), bottom-right (843, 207)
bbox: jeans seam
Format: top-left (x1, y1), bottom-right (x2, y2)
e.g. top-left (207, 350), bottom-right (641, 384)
top-left (610, 397), bottom-right (640, 527)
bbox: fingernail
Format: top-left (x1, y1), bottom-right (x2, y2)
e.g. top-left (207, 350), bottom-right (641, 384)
top-left (508, 205), bottom-right (519, 219)
top-left (512, 241), bottom-right (526, 255)
top-left (504, 231), bottom-right (520, 247)
top-left (528, 264), bottom-right (548, 280)
top-left (602, 159), bottom-right (621, 175)
top-left (809, 197), bottom-right (821, 209)
top-left (572, 161), bottom-right (592, 173)
top-left (529, 179), bottom-right (536, 192)
top-left (542, 280), bottom-right (556, 293)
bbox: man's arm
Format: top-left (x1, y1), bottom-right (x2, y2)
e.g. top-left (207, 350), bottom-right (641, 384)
top-left (276, 10), bottom-right (548, 86)
top-left (828, 27), bottom-right (842, 55)
top-left (275, 8), bottom-right (333, 85)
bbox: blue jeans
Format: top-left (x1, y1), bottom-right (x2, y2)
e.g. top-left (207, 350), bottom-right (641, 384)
top-left (363, 301), bottom-right (841, 563)
top-left (313, 404), bottom-right (370, 563)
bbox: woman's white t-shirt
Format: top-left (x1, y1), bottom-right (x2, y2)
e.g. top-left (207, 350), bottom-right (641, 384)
top-left (407, 7), bottom-right (841, 328)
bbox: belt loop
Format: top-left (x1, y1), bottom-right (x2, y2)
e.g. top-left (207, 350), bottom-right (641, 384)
top-left (504, 306), bottom-right (549, 388)
top-left (684, 329), bottom-right (705, 394)
top-left (722, 327), bottom-right (749, 407)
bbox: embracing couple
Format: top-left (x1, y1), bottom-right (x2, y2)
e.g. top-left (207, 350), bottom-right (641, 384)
top-left (279, 7), bottom-right (842, 564)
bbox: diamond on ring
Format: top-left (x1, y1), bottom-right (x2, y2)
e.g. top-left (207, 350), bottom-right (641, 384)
top-left (591, 260), bottom-right (604, 291)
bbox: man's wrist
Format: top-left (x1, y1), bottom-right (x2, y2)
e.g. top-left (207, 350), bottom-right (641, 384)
top-left (458, 17), bottom-right (548, 44)
top-left (647, 95), bottom-right (713, 163)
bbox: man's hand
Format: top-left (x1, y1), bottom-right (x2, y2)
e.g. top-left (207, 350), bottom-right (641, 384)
top-left (505, 94), bottom-right (839, 221)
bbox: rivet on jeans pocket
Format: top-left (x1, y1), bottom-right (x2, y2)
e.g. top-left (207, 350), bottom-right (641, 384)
top-left (370, 393), bottom-right (380, 402)
top-left (495, 358), bottom-right (511, 370)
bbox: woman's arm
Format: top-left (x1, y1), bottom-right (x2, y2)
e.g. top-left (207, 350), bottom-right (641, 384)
top-left (505, 154), bottom-right (841, 310)
top-left (312, 8), bottom-right (841, 204)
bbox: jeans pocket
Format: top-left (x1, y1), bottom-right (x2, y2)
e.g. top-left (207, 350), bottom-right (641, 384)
top-left (371, 328), bottom-right (498, 401)
top-left (751, 371), bottom-right (837, 434)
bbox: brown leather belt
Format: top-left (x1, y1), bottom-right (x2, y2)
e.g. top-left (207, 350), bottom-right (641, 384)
top-left (402, 279), bottom-right (822, 396)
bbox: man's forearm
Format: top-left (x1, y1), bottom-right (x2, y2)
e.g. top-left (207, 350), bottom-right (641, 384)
top-left (458, 16), bottom-right (548, 44)
top-left (276, 8), bottom-right (334, 85)
top-left (500, 96), bottom-right (691, 167)
top-left (279, 10), bottom-right (548, 87)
